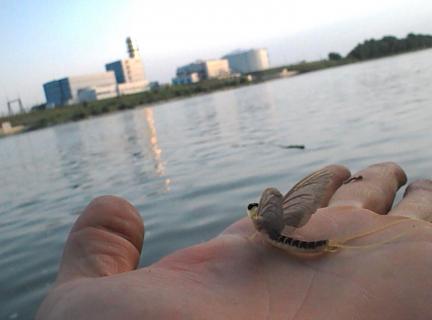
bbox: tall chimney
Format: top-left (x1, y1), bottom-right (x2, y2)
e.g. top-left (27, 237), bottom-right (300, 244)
top-left (126, 37), bottom-right (138, 58)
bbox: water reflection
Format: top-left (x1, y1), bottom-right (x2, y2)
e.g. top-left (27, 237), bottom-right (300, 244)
top-left (141, 107), bottom-right (170, 191)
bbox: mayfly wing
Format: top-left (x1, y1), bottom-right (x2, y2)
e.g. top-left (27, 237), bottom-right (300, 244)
top-left (257, 188), bottom-right (285, 236)
top-left (281, 168), bottom-right (333, 228)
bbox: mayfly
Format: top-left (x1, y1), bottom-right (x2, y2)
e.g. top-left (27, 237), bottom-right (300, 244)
top-left (247, 169), bottom-right (415, 254)
top-left (247, 168), bottom-right (333, 253)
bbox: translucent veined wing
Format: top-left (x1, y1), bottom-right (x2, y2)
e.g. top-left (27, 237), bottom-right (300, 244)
top-left (281, 168), bottom-right (333, 228)
top-left (257, 187), bottom-right (285, 236)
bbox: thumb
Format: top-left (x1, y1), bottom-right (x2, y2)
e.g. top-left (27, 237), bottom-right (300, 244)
top-left (56, 196), bottom-right (144, 284)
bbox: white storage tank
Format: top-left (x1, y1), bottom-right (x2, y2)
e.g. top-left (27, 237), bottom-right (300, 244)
top-left (223, 49), bottom-right (269, 74)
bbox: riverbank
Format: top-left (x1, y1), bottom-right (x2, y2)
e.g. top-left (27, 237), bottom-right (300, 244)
top-left (0, 121), bottom-right (24, 136)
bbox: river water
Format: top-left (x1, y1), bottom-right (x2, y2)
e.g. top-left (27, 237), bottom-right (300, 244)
top-left (1, 49), bottom-right (432, 319)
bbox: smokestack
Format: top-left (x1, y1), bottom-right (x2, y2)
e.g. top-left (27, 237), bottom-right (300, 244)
top-left (126, 37), bottom-right (139, 58)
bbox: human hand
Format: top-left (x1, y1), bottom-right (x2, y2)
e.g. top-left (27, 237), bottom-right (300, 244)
top-left (37, 162), bottom-right (432, 319)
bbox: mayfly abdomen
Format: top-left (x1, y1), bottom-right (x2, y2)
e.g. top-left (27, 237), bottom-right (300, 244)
top-left (268, 233), bottom-right (328, 252)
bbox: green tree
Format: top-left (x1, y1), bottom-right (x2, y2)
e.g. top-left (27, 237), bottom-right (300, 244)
top-left (347, 33), bottom-right (432, 60)
top-left (328, 52), bottom-right (342, 61)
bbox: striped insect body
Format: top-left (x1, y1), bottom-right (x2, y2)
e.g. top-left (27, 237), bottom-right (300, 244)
top-left (247, 168), bottom-right (333, 253)
top-left (248, 169), bottom-right (422, 253)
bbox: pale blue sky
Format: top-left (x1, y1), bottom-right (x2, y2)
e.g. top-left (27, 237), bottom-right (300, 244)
top-left (1, 0), bottom-right (432, 111)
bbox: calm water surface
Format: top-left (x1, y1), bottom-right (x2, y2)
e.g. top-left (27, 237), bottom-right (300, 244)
top-left (1, 49), bottom-right (432, 319)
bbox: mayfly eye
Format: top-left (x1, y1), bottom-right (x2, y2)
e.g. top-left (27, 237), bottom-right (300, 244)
top-left (247, 203), bottom-right (259, 210)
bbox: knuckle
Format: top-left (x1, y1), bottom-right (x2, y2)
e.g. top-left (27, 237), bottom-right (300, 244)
top-left (324, 164), bottom-right (351, 180)
top-left (88, 195), bottom-right (135, 213)
top-left (369, 162), bottom-right (407, 185)
top-left (405, 180), bottom-right (432, 194)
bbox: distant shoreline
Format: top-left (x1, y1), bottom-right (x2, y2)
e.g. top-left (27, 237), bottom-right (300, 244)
top-left (2, 42), bottom-right (431, 137)
top-left (0, 59), bottom-right (355, 136)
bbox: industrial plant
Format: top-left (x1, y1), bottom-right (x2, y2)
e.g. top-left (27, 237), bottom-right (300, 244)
top-left (172, 59), bottom-right (231, 85)
top-left (42, 42), bottom-right (270, 107)
top-left (172, 48), bottom-right (269, 85)
top-left (43, 38), bottom-right (149, 107)
top-left (223, 48), bottom-right (270, 74)
top-left (105, 37), bottom-right (149, 96)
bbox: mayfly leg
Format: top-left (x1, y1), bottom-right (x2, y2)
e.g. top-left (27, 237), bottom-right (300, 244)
top-left (248, 231), bottom-right (259, 241)
top-left (343, 175), bottom-right (363, 184)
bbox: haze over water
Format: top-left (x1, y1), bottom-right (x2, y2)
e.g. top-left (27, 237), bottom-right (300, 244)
top-left (1, 49), bottom-right (432, 319)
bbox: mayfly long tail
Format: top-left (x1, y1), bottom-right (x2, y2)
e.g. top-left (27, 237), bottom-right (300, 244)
top-left (325, 232), bottom-right (411, 252)
top-left (325, 216), bottom-right (418, 252)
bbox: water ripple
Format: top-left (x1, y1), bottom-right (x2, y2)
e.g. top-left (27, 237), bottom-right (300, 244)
top-left (1, 49), bottom-right (432, 318)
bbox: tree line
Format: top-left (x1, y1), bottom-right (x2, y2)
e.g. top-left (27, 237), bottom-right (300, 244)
top-left (346, 33), bottom-right (432, 60)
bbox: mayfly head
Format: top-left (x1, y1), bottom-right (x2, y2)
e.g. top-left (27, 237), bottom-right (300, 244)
top-left (247, 202), bottom-right (263, 231)
top-left (247, 202), bottom-right (259, 219)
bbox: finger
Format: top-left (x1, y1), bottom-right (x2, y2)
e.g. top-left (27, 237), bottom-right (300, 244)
top-left (388, 180), bottom-right (432, 220)
top-left (222, 217), bottom-right (254, 237)
top-left (328, 162), bottom-right (407, 214)
top-left (318, 164), bottom-right (351, 207)
top-left (56, 196), bottom-right (144, 284)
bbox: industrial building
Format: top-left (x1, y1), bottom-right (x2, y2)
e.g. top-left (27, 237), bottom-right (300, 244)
top-left (174, 62), bottom-right (206, 84)
top-left (105, 37), bottom-right (149, 95)
top-left (106, 58), bottom-right (146, 84)
top-left (77, 84), bottom-right (118, 103)
top-left (223, 49), bottom-right (269, 74)
top-left (172, 59), bottom-right (230, 85)
top-left (43, 72), bottom-right (117, 107)
top-left (43, 37), bottom-right (149, 107)
top-left (204, 60), bottom-right (230, 79)
top-left (172, 72), bottom-right (200, 85)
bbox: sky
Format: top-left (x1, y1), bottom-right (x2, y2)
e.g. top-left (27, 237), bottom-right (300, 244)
top-left (1, 0), bottom-right (432, 112)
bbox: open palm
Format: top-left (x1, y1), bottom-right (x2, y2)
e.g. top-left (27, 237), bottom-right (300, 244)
top-left (37, 163), bottom-right (432, 319)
